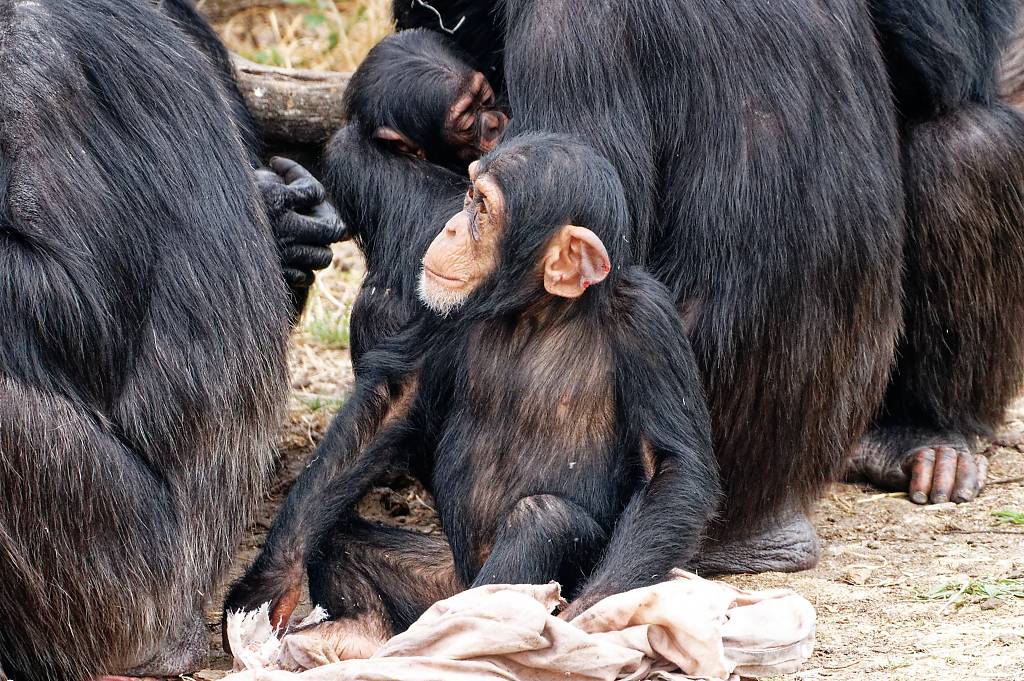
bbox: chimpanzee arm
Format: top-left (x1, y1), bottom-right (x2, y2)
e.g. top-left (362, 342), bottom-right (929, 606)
top-left (566, 283), bottom-right (719, 617)
top-left (223, 348), bottom-right (421, 630)
top-left (257, 157), bottom-right (348, 318)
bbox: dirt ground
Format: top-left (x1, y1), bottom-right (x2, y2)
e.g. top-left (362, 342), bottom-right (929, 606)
top-left (193, 244), bottom-right (1024, 681)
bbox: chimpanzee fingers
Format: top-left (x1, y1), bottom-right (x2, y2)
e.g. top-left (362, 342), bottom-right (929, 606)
top-left (269, 156), bottom-right (310, 184)
top-left (284, 267), bottom-right (316, 290)
top-left (282, 244), bottom-right (335, 273)
top-left (951, 453), bottom-right (988, 503)
top-left (269, 583), bottom-right (303, 632)
top-left (255, 167), bottom-right (285, 187)
top-left (928, 446), bottom-right (959, 504)
top-left (277, 210), bottom-right (348, 245)
top-left (269, 157), bottom-right (327, 208)
top-left (907, 448), bottom-right (935, 504)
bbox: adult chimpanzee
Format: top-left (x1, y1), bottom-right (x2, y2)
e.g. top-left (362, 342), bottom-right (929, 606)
top-left (847, 0), bottom-right (1024, 504)
top-left (224, 135), bottom-right (717, 644)
top-left (346, 29), bottom-right (508, 171)
top-left (322, 29), bottom-right (508, 364)
top-left (391, 0), bottom-right (906, 573)
top-left (0, 0), bottom-right (333, 677)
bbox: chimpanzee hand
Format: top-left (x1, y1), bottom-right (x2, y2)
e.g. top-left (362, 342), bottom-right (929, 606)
top-left (222, 553), bottom-right (304, 653)
top-left (257, 156), bottom-right (348, 313)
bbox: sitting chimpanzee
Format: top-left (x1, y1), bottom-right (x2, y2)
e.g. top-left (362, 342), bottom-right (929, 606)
top-left (846, 0), bottom-right (1024, 506)
top-left (322, 29), bottom-right (507, 365)
top-left (224, 135), bottom-right (718, 645)
top-left (0, 0), bottom-right (334, 678)
top-left (389, 0), bottom-right (1024, 568)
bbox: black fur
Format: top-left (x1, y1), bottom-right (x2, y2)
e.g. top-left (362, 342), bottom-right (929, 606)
top-left (225, 135), bottom-right (718, 634)
top-left (491, 0), bottom-right (905, 564)
top-left (345, 29), bottom-right (485, 171)
top-left (392, 0), bottom-right (506, 96)
top-left (0, 1), bottom-right (290, 678)
top-left (156, 0), bottom-right (263, 164)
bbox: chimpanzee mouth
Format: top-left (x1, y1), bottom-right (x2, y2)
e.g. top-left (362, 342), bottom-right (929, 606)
top-left (423, 265), bottom-right (465, 286)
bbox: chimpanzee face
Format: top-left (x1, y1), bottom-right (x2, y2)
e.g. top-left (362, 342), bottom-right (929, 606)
top-left (443, 72), bottom-right (508, 162)
top-left (418, 162), bottom-right (504, 316)
top-left (417, 154), bottom-right (614, 318)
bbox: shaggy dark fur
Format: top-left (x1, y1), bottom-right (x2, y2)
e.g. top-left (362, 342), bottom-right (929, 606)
top-left (392, 0), bottom-right (506, 97)
top-left (225, 135), bottom-right (718, 635)
top-left (850, 0), bottom-right (1024, 502)
top-left (471, 0), bottom-right (903, 571)
top-left (322, 126), bottom-right (467, 366)
top-left (0, 0), bottom-right (291, 677)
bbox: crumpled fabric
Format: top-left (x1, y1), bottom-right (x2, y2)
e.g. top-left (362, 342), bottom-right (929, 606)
top-left (223, 569), bottom-right (815, 681)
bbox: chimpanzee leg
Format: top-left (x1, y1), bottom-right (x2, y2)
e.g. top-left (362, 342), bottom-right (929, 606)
top-left (690, 507), bottom-right (820, 575)
top-left (303, 517), bottom-right (462, 661)
top-left (470, 495), bottom-right (606, 595)
top-left (853, 103), bottom-right (1024, 504)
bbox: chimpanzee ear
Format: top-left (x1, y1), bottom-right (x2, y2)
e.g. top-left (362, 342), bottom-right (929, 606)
top-left (373, 127), bottom-right (424, 159)
top-left (543, 225), bottom-right (612, 298)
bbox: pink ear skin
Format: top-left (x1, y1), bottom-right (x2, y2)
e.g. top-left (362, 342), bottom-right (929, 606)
top-left (373, 127), bottom-right (426, 160)
top-left (543, 225), bottom-right (612, 298)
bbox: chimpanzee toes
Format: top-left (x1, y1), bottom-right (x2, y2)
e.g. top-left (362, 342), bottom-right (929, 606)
top-left (850, 426), bottom-right (986, 504)
top-left (905, 445), bottom-right (986, 505)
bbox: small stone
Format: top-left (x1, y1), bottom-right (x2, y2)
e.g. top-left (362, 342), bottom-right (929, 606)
top-left (980, 597), bottom-right (1001, 611)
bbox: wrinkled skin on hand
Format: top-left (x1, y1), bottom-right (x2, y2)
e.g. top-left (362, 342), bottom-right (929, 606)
top-left (258, 156), bottom-right (348, 314)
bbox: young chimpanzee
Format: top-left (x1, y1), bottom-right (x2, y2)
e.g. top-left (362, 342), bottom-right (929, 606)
top-left (344, 29), bottom-right (508, 172)
top-left (224, 134), bottom-right (718, 647)
top-left (323, 28), bottom-right (509, 364)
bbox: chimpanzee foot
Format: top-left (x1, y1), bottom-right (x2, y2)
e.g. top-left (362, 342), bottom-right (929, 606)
top-left (691, 510), bottom-right (820, 575)
top-left (277, 617), bottom-right (388, 669)
top-left (848, 426), bottom-right (987, 504)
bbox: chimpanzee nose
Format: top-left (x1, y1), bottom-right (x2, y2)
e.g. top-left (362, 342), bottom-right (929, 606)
top-left (479, 112), bottom-right (508, 152)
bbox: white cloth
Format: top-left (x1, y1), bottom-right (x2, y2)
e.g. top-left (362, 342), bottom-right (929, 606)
top-left (224, 569), bottom-right (815, 681)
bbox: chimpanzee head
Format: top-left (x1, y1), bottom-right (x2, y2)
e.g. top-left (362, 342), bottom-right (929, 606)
top-left (343, 29), bottom-right (508, 171)
top-left (417, 133), bottom-right (632, 317)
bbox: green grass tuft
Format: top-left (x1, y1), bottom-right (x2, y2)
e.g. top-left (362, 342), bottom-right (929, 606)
top-left (920, 576), bottom-right (1024, 610)
top-left (992, 509), bottom-right (1024, 525)
top-left (305, 311), bottom-right (351, 350)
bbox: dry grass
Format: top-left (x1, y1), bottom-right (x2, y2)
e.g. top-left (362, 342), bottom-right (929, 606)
top-left (215, 0), bottom-right (393, 72)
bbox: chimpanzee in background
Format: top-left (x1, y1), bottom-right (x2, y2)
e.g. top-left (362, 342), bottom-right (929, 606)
top-left (224, 135), bottom-right (718, 643)
top-left (0, 0), bottom-right (331, 677)
top-left (392, 0), bottom-right (506, 98)
top-left (322, 28), bottom-right (508, 365)
top-left (346, 29), bottom-right (508, 171)
top-left (391, 0), bottom-right (905, 573)
top-left (847, 0), bottom-right (1024, 504)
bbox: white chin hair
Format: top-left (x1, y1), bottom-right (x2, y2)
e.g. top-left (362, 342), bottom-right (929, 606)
top-left (418, 269), bottom-right (469, 317)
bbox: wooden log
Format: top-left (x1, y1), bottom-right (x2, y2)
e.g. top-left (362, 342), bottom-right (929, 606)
top-left (232, 57), bottom-right (350, 146)
top-left (196, 0), bottom-right (353, 146)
